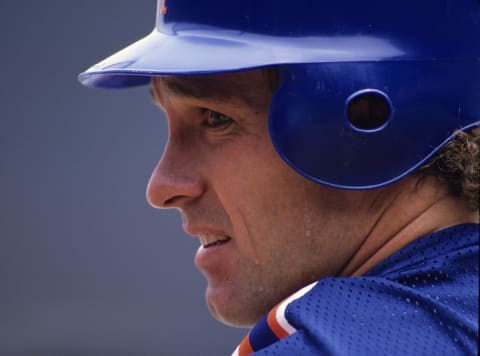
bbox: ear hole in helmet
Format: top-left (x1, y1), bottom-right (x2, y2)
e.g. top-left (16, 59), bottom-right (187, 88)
top-left (345, 89), bottom-right (392, 132)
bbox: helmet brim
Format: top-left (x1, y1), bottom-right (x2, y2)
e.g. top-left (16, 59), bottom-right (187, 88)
top-left (78, 28), bottom-right (405, 89)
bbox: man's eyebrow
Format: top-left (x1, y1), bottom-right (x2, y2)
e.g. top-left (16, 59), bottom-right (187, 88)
top-left (162, 77), bottom-right (235, 102)
top-left (152, 72), bottom-right (275, 109)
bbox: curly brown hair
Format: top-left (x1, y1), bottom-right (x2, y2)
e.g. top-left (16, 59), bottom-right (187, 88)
top-left (418, 127), bottom-right (480, 211)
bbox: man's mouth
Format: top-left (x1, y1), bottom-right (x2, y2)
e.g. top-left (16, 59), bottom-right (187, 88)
top-left (199, 234), bottom-right (232, 248)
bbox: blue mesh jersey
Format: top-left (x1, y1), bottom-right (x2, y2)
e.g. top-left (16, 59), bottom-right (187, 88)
top-left (233, 224), bottom-right (479, 356)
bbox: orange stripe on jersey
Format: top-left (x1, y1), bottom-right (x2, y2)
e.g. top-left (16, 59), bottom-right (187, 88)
top-left (266, 303), bottom-right (290, 339)
top-left (238, 332), bottom-right (254, 356)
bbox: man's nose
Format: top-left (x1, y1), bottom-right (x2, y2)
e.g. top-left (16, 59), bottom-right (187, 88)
top-left (146, 141), bottom-right (205, 209)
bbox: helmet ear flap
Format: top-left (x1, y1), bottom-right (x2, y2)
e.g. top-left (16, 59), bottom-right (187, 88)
top-left (268, 62), bottom-right (480, 189)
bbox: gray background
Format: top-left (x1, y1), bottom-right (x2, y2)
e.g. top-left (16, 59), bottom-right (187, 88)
top-left (0, 1), bottom-right (244, 355)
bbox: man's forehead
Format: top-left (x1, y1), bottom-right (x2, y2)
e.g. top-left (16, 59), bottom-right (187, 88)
top-left (151, 69), bottom-right (278, 107)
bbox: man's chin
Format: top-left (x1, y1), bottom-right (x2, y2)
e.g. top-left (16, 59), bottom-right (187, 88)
top-left (205, 287), bottom-right (260, 328)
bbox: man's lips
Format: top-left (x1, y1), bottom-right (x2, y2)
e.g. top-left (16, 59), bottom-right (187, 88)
top-left (195, 232), bottom-right (233, 274)
top-left (199, 234), bottom-right (232, 248)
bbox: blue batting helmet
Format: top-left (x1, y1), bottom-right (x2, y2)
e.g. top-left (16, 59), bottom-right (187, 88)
top-left (79, 0), bottom-right (480, 189)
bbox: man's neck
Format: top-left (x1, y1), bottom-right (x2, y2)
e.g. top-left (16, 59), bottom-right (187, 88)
top-left (340, 176), bottom-right (479, 277)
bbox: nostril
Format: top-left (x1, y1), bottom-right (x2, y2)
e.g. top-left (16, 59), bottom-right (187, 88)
top-left (164, 197), bottom-right (175, 206)
top-left (147, 177), bottom-right (205, 208)
top-left (163, 195), bottom-right (182, 207)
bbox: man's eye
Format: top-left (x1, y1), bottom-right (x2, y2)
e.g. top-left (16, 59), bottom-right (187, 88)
top-left (203, 110), bottom-right (233, 128)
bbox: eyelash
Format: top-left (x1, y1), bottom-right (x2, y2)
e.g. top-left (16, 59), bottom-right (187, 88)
top-left (202, 109), bottom-right (234, 129)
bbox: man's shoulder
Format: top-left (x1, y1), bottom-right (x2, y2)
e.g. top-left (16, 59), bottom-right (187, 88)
top-left (247, 224), bottom-right (479, 356)
top-left (284, 223), bottom-right (479, 355)
top-left (368, 223), bottom-right (479, 279)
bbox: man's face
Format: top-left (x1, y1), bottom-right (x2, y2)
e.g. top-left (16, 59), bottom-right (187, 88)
top-left (148, 70), bottom-right (374, 327)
